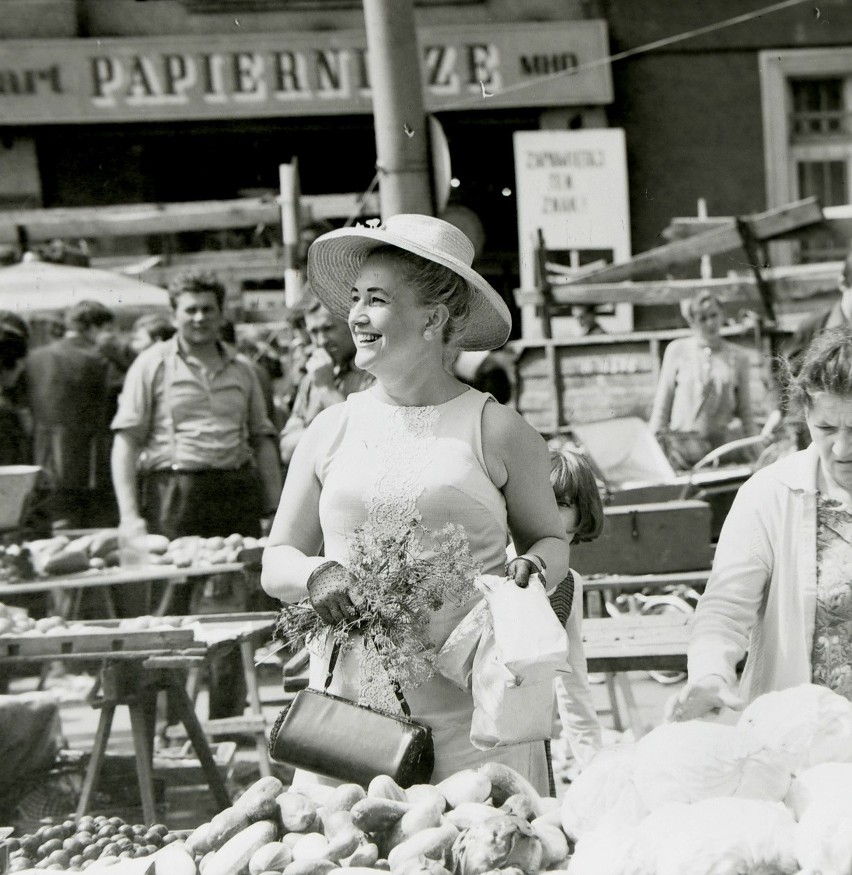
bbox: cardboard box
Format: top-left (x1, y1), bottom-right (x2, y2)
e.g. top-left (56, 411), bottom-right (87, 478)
top-left (571, 499), bottom-right (714, 576)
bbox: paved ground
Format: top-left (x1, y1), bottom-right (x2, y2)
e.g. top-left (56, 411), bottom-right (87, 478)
top-left (9, 662), bottom-right (684, 830)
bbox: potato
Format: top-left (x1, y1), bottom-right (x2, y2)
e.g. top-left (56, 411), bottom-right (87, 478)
top-left (236, 776), bottom-right (286, 822)
top-left (249, 842), bottom-right (292, 875)
top-left (386, 823), bottom-right (459, 871)
top-left (324, 783), bottom-right (367, 814)
top-left (435, 770), bottom-right (491, 808)
top-left (277, 792), bottom-right (318, 833)
top-left (145, 534), bottom-right (171, 555)
top-left (367, 775), bottom-right (408, 802)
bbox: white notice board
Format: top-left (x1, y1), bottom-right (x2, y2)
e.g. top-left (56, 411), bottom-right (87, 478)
top-left (514, 129), bottom-right (632, 336)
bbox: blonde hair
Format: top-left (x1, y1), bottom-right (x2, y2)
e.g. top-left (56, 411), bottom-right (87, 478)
top-left (368, 245), bottom-right (475, 346)
top-left (684, 289), bottom-right (723, 325)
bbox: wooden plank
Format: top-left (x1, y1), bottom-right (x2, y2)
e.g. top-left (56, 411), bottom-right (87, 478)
top-left (557, 198), bottom-right (824, 285)
top-left (664, 203), bottom-right (852, 243)
top-left (515, 266), bottom-right (841, 308)
top-left (0, 625), bottom-right (195, 658)
top-left (0, 192), bottom-right (380, 244)
top-left (0, 562), bottom-right (244, 596)
top-left (582, 569), bottom-right (709, 593)
top-left (582, 615), bottom-right (691, 673)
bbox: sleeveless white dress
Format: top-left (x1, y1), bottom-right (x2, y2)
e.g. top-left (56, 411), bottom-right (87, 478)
top-left (294, 387), bottom-right (548, 789)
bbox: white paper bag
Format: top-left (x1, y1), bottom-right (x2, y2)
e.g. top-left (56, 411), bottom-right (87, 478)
top-left (434, 600), bottom-right (488, 691)
top-left (469, 614), bottom-right (556, 750)
top-left (475, 573), bottom-right (570, 683)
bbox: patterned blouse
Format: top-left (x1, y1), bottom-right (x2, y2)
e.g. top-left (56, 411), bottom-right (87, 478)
top-left (811, 495), bottom-right (852, 699)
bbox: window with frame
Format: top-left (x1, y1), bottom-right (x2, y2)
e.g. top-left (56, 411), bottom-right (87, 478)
top-left (789, 77), bottom-right (852, 261)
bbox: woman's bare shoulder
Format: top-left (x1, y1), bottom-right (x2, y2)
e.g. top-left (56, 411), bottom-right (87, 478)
top-left (481, 398), bottom-right (546, 453)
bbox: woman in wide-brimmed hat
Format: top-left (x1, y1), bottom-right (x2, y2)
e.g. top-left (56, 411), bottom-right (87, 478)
top-left (262, 214), bottom-right (571, 789)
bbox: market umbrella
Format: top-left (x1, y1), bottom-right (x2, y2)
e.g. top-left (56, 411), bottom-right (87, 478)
top-left (0, 257), bottom-right (171, 338)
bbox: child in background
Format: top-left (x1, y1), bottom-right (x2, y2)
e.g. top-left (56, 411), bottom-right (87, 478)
top-left (547, 446), bottom-right (605, 778)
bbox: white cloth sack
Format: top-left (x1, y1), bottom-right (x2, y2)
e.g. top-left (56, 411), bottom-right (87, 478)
top-left (475, 573), bottom-right (570, 683)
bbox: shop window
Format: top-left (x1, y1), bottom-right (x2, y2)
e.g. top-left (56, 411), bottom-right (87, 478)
top-left (760, 50), bottom-right (852, 266)
top-left (790, 77), bottom-right (845, 137)
top-left (797, 159), bottom-right (848, 206)
top-left (797, 159), bottom-right (849, 262)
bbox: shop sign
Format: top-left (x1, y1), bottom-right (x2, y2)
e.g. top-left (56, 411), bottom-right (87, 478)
top-left (561, 353), bottom-right (652, 377)
top-left (513, 129), bottom-right (632, 293)
top-left (0, 21), bottom-right (611, 125)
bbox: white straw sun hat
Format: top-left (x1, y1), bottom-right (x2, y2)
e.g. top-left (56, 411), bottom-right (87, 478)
top-left (306, 214), bottom-right (512, 351)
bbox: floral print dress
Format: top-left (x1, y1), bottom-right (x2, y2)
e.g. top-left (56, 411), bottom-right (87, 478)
top-left (811, 495), bottom-right (852, 699)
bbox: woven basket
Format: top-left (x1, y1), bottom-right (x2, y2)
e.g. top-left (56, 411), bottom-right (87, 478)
top-left (12, 767), bottom-right (81, 834)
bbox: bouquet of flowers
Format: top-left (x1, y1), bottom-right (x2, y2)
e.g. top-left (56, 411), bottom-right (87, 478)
top-left (274, 519), bottom-right (479, 688)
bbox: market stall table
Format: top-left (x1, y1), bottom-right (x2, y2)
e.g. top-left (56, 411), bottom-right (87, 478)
top-left (0, 562), bottom-right (245, 619)
top-left (582, 612), bottom-right (691, 674)
top-left (582, 569), bottom-right (709, 597)
top-left (0, 612), bottom-right (277, 824)
top-left (581, 613), bottom-right (692, 738)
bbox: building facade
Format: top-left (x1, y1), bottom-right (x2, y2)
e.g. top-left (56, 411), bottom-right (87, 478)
top-left (2, 0), bottom-right (852, 326)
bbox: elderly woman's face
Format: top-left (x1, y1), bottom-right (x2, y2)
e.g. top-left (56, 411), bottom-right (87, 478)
top-left (348, 255), bottom-right (432, 372)
top-left (807, 392), bottom-right (852, 496)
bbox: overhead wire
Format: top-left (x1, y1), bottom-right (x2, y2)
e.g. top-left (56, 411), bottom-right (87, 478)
top-left (437, 0), bottom-right (815, 113)
top-left (338, 0), bottom-right (814, 218)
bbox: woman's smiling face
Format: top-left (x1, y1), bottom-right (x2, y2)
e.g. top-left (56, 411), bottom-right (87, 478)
top-left (348, 254), bottom-right (433, 373)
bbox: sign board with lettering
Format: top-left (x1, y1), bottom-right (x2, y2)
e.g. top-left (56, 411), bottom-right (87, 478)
top-left (0, 21), bottom-right (611, 125)
top-left (513, 129), bottom-right (631, 291)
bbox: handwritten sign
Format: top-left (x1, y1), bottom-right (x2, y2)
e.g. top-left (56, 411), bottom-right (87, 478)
top-left (514, 129), bottom-right (631, 293)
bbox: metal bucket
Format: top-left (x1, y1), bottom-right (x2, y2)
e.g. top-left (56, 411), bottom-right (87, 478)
top-left (0, 465), bottom-right (41, 530)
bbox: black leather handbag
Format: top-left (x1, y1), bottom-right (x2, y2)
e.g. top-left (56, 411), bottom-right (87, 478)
top-left (268, 643), bottom-right (434, 788)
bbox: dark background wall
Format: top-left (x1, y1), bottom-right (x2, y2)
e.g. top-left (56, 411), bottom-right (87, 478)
top-left (603, 0), bottom-right (852, 263)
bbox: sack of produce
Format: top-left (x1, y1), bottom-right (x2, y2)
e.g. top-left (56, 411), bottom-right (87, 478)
top-left (629, 797), bottom-right (798, 875)
top-left (631, 721), bottom-right (792, 809)
top-left (560, 744), bottom-right (646, 841)
top-left (738, 682), bottom-right (852, 774)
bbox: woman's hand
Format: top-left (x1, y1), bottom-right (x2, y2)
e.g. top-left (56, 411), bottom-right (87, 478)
top-left (665, 674), bottom-right (744, 722)
top-left (306, 561), bottom-right (358, 625)
top-left (504, 554), bottom-right (546, 589)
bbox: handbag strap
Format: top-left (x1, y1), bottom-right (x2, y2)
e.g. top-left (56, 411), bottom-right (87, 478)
top-left (324, 639), bottom-right (413, 718)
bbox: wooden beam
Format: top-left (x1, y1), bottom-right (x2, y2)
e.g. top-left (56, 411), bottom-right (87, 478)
top-left (94, 248), bottom-right (285, 287)
top-left (0, 193), bottom-right (380, 244)
top-left (663, 202), bottom-right (852, 243)
top-left (515, 263), bottom-right (841, 308)
top-left (567, 198), bottom-right (824, 285)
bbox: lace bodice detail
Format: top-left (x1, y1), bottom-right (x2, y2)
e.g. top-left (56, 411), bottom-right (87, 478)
top-left (316, 387), bottom-right (509, 712)
top-left (365, 404), bottom-right (437, 539)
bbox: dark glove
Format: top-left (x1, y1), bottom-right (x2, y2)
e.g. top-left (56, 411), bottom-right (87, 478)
top-left (306, 561), bottom-right (357, 625)
top-left (504, 553), bottom-right (547, 589)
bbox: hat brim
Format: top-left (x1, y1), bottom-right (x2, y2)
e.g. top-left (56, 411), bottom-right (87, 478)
top-left (307, 226), bottom-right (511, 351)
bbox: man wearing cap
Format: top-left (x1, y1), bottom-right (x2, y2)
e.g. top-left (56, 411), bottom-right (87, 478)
top-left (278, 293), bottom-right (373, 467)
top-left (111, 270), bottom-right (281, 720)
top-left (26, 300), bottom-right (117, 528)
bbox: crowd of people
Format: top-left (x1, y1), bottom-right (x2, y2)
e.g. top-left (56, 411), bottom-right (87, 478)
top-left (4, 215), bottom-right (852, 794)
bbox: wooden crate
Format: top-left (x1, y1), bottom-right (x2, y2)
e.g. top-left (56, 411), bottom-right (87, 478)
top-left (571, 499), bottom-right (714, 576)
top-left (514, 325), bottom-right (771, 435)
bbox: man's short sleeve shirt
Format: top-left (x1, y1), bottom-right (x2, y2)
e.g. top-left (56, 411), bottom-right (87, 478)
top-left (111, 337), bottom-right (274, 471)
